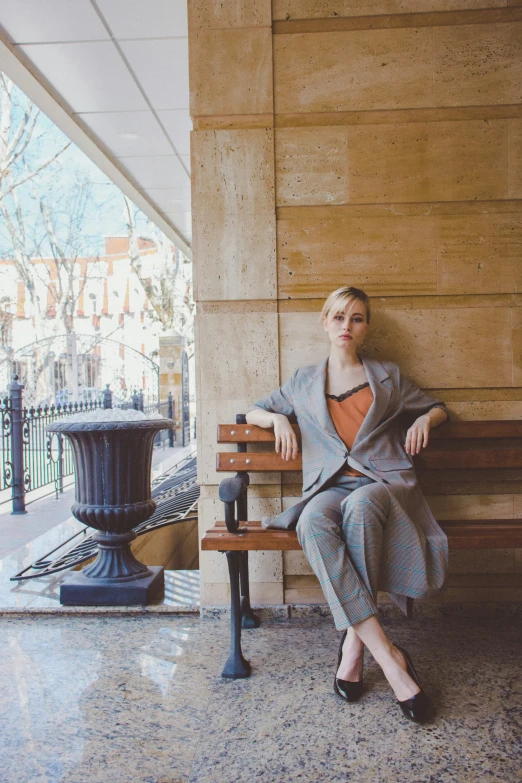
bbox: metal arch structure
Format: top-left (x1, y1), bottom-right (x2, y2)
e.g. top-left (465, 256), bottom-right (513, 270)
top-left (9, 334), bottom-right (160, 376)
top-left (2, 333), bottom-right (161, 404)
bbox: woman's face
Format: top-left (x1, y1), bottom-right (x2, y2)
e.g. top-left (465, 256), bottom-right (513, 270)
top-left (323, 299), bottom-right (369, 350)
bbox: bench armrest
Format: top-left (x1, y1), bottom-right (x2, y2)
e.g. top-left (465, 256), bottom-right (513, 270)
top-left (219, 475), bottom-right (249, 533)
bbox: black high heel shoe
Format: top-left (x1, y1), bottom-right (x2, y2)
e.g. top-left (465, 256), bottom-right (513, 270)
top-left (394, 644), bottom-right (432, 724)
top-left (334, 629), bottom-right (364, 702)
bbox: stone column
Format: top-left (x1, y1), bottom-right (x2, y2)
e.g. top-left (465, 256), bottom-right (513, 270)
top-left (189, 0), bottom-right (283, 606)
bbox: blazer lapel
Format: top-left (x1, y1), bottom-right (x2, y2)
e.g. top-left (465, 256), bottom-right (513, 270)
top-left (351, 356), bottom-right (392, 449)
top-left (307, 358), bottom-right (341, 443)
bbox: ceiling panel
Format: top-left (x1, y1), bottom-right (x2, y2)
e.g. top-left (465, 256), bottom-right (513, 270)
top-left (118, 155), bottom-right (189, 189)
top-left (96, 0), bottom-right (188, 39)
top-left (179, 155), bottom-right (190, 173)
top-left (0, 0), bottom-right (109, 43)
top-left (156, 109), bottom-right (192, 155)
top-left (119, 38), bottom-right (189, 111)
top-left (20, 41), bottom-right (148, 112)
top-left (77, 110), bottom-right (174, 157)
top-left (164, 211), bottom-right (192, 238)
top-left (145, 187), bottom-right (191, 213)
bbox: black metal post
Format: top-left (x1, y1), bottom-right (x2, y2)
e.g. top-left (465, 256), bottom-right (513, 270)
top-left (132, 390), bottom-right (140, 411)
top-left (239, 551), bottom-right (260, 629)
top-left (57, 435), bottom-right (64, 494)
top-left (181, 393), bottom-right (189, 447)
top-left (222, 550), bottom-right (251, 679)
top-left (167, 392), bottom-right (174, 447)
top-left (234, 414), bottom-right (260, 629)
top-left (8, 375), bottom-right (27, 515)
top-left (138, 391), bottom-right (144, 412)
top-left (103, 385), bottom-right (113, 409)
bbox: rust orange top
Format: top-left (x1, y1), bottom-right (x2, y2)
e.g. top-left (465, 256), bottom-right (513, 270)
top-left (326, 384), bottom-right (374, 477)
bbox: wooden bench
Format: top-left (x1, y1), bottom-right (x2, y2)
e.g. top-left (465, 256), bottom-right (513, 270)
top-left (202, 415), bottom-right (522, 679)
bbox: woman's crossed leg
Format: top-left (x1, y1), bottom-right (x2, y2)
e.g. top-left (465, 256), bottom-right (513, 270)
top-left (297, 477), bottom-right (421, 701)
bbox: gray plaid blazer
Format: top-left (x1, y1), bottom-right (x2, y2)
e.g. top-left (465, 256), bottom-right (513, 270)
top-left (252, 356), bottom-right (449, 600)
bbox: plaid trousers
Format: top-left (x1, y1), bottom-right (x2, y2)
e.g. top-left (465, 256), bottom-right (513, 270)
top-left (296, 474), bottom-right (391, 629)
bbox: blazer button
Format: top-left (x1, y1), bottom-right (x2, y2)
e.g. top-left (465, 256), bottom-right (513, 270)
top-left (344, 452), bottom-right (349, 458)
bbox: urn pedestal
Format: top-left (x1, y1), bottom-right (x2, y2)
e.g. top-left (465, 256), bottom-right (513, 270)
top-left (47, 418), bottom-right (174, 606)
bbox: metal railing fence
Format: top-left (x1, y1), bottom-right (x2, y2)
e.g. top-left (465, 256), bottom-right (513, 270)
top-left (0, 378), bottom-right (176, 514)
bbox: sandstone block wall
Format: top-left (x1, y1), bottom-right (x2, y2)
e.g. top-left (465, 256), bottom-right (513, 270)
top-left (189, 0), bottom-right (522, 606)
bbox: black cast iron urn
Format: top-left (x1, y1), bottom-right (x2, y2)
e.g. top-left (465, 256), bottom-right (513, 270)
top-left (47, 417), bottom-right (174, 606)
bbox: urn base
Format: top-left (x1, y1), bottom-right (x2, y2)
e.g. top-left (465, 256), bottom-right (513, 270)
top-left (60, 566), bottom-right (164, 606)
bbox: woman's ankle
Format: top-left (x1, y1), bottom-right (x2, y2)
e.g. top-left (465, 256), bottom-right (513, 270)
top-left (368, 639), bottom-right (397, 669)
top-left (337, 645), bottom-right (364, 680)
top-left (343, 629), bottom-right (364, 652)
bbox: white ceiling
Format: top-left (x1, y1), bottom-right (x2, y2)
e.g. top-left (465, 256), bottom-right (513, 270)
top-left (0, 0), bottom-right (192, 253)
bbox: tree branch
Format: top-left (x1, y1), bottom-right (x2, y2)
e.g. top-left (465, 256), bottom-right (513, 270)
top-left (0, 141), bottom-right (70, 201)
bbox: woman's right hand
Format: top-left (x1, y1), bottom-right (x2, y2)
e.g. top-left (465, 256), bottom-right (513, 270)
top-left (272, 414), bottom-right (299, 461)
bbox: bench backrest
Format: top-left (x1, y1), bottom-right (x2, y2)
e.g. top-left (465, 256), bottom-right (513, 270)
top-left (217, 420), bottom-right (522, 472)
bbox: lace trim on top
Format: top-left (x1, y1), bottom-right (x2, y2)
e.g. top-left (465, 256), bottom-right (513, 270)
top-left (325, 382), bottom-right (370, 403)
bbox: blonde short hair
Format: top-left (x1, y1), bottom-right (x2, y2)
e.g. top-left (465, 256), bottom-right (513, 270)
top-left (321, 286), bottom-right (371, 324)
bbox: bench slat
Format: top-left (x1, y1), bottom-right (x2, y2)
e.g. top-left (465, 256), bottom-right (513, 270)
top-left (417, 450), bottom-right (522, 470)
top-left (217, 452), bottom-right (303, 471)
top-left (217, 450), bottom-right (522, 472)
top-left (430, 421), bottom-right (522, 439)
top-left (201, 519), bottom-right (522, 551)
top-left (217, 421), bottom-right (522, 443)
top-left (218, 424), bottom-right (301, 443)
top-left (202, 528), bottom-right (301, 550)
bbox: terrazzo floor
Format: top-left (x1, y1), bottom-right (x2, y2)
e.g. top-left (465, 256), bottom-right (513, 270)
top-left (1, 611), bottom-right (520, 783)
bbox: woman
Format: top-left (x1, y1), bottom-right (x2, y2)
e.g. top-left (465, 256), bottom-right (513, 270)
top-left (246, 286), bottom-right (449, 724)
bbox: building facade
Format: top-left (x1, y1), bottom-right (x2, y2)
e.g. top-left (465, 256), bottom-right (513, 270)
top-left (0, 236), bottom-right (192, 406)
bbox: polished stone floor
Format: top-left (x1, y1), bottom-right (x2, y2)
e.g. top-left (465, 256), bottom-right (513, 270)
top-left (0, 611), bottom-right (520, 783)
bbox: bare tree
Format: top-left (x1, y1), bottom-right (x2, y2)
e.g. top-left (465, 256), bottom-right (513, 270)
top-left (0, 74), bottom-right (71, 343)
top-left (0, 180), bottom-right (106, 401)
top-left (34, 173), bottom-right (105, 330)
top-left (0, 74), bottom-right (69, 204)
top-left (124, 196), bottom-right (194, 351)
top-left (0, 74), bottom-right (105, 401)
top-left (0, 73), bottom-right (192, 404)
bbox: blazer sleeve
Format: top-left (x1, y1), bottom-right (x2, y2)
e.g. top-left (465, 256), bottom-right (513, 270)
top-left (249, 370), bottom-right (298, 418)
top-left (398, 367), bottom-right (449, 420)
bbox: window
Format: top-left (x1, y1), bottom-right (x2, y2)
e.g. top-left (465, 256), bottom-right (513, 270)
top-left (0, 310), bottom-right (13, 349)
top-left (79, 354), bottom-right (101, 388)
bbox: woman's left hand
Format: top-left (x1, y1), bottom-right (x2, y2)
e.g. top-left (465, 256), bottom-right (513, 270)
top-left (405, 414), bottom-right (431, 455)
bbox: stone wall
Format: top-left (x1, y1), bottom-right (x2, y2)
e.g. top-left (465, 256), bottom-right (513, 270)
top-left (189, 1), bottom-right (522, 606)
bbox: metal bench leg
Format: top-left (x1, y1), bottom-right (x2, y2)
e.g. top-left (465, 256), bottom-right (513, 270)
top-left (222, 550), bottom-right (252, 679)
top-left (388, 592), bottom-right (415, 619)
top-left (239, 550), bottom-right (261, 629)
